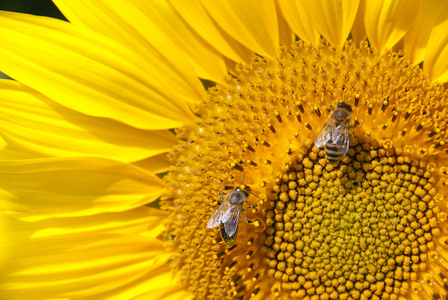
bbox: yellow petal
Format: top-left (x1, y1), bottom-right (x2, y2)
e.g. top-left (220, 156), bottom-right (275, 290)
top-left (274, 0), bottom-right (295, 47)
top-left (200, 0), bottom-right (279, 59)
top-left (1, 234), bottom-right (171, 299)
top-left (0, 80), bottom-right (177, 162)
top-left (53, 0), bottom-right (205, 101)
top-left (0, 157), bottom-right (164, 219)
top-left (403, 0), bottom-right (445, 64)
top-left (54, 0), bottom-right (226, 83)
top-left (98, 264), bottom-right (190, 300)
top-left (0, 137), bottom-right (41, 161)
top-left (136, 0), bottom-right (227, 82)
top-left (364, 0), bottom-right (421, 52)
top-left (170, 0), bottom-right (253, 64)
top-left (114, 265), bottom-right (193, 300)
top-left (351, 0), bottom-right (367, 44)
top-left (133, 154), bottom-right (172, 174)
top-left (277, 0), bottom-right (321, 46)
top-left (299, 0), bottom-right (359, 48)
top-left (424, 8), bottom-right (448, 83)
top-left (0, 213), bottom-right (12, 274)
top-left (6, 207), bottom-right (166, 241)
top-left (0, 11), bottom-right (196, 130)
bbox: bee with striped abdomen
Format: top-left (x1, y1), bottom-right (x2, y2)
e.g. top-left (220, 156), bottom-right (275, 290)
top-left (314, 102), bottom-right (352, 164)
top-left (207, 186), bottom-right (257, 247)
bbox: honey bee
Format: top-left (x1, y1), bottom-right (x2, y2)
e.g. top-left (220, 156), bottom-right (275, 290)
top-left (315, 102), bottom-right (352, 163)
top-left (207, 186), bottom-right (257, 247)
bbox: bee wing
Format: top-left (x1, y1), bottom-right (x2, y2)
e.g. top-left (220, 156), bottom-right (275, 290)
top-left (331, 120), bottom-right (350, 155)
top-left (314, 114), bottom-right (335, 148)
top-left (207, 198), bottom-right (232, 229)
top-left (342, 124), bottom-right (350, 156)
top-left (222, 206), bottom-right (242, 237)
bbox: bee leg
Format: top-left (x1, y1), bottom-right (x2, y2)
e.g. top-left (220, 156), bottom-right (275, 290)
top-left (240, 213), bottom-right (259, 227)
top-left (218, 188), bottom-right (224, 203)
top-left (240, 213), bottom-right (253, 224)
top-left (241, 203), bottom-right (259, 224)
top-left (242, 204), bottom-right (258, 211)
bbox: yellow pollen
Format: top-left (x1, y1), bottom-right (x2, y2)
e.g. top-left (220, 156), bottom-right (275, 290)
top-left (162, 39), bottom-right (448, 299)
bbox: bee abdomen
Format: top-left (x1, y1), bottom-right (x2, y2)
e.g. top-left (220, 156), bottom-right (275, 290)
top-left (325, 141), bottom-right (344, 163)
top-left (220, 223), bottom-right (237, 247)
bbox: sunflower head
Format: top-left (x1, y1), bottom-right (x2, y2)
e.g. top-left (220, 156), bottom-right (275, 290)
top-left (3, 1), bottom-right (448, 300)
top-left (163, 39), bottom-right (448, 299)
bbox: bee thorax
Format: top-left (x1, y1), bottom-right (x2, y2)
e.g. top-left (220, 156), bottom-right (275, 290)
top-left (228, 192), bottom-right (247, 205)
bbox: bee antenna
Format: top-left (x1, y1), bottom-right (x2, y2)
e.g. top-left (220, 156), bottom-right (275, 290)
top-left (242, 173), bottom-right (246, 185)
top-left (248, 191), bottom-right (260, 199)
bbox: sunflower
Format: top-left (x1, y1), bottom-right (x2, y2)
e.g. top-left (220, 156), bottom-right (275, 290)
top-left (1, 0), bottom-right (448, 299)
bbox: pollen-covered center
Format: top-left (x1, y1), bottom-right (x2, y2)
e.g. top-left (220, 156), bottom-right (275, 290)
top-left (163, 40), bottom-right (448, 300)
top-left (266, 139), bottom-right (444, 299)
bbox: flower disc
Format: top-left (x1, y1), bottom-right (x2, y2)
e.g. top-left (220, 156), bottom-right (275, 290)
top-left (163, 40), bottom-right (448, 299)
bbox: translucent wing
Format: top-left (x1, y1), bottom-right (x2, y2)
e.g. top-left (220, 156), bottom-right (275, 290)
top-left (331, 119), bottom-right (350, 156)
top-left (207, 198), bottom-right (233, 229)
top-left (222, 206), bottom-right (242, 237)
top-left (315, 113), bottom-right (335, 148)
top-left (342, 124), bottom-right (350, 156)
top-left (331, 125), bottom-right (344, 144)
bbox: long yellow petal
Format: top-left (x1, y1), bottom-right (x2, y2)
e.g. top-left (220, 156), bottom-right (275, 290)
top-left (170, 0), bottom-right (253, 64)
top-left (53, 0), bottom-right (226, 83)
top-left (133, 154), bottom-right (172, 174)
top-left (6, 207), bottom-right (166, 241)
top-left (299, 0), bottom-right (359, 48)
top-left (0, 80), bottom-right (177, 162)
top-left (403, 0), bottom-right (445, 65)
top-left (1, 234), bottom-right (172, 299)
top-left (98, 264), bottom-right (190, 300)
top-left (0, 213), bottom-right (11, 274)
top-left (277, 0), bottom-right (321, 46)
top-left (53, 0), bottom-right (205, 101)
top-left (200, 0), bottom-right (279, 59)
top-left (0, 157), bottom-right (164, 219)
top-left (351, 0), bottom-right (367, 43)
top-left (424, 7), bottom-right (448, 83)
top-left (274, 0), bottom-right (295, 47)
top-left (0, 11), bottom-right (196, 130)
top-left (135, 0), bottom-right (227, 82)
top-left (0, 137), bottom-right (41, 161)
top-left (364, 0), bottom-right (421, 52)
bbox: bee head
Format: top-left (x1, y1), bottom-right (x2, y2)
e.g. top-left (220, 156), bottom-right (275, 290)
top-left (235, 186), bottom-right (249, 197)
top-left (336, 102), bottom-right (352, 112)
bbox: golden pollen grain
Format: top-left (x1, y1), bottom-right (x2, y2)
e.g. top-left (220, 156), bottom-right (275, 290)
top-left (163, 39), bottom-right (448, 300)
